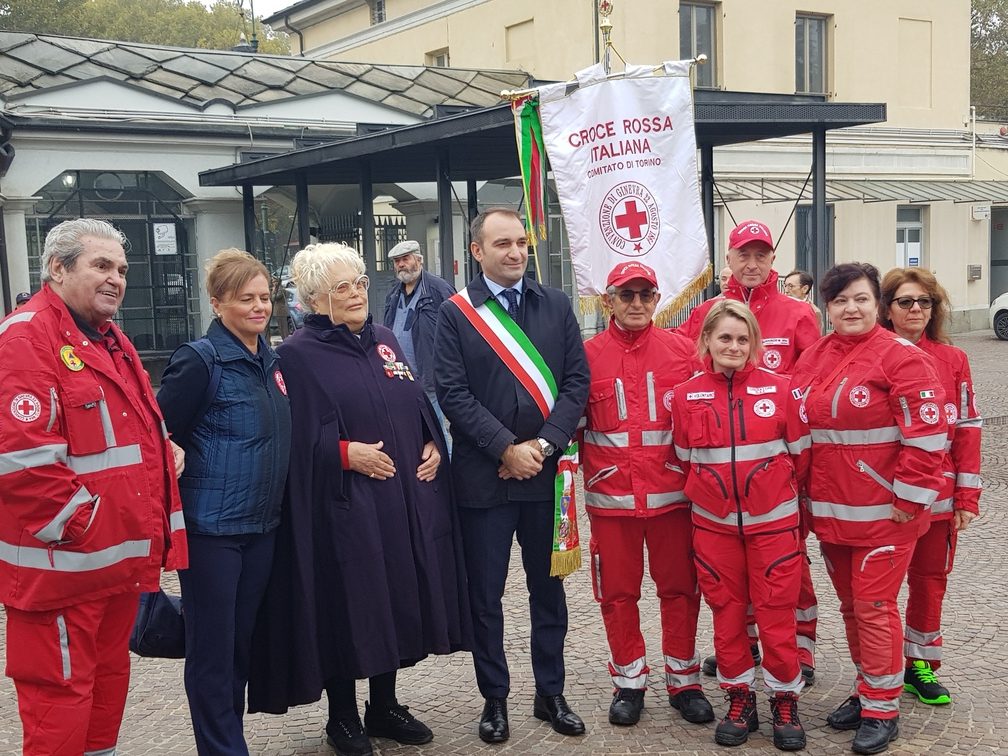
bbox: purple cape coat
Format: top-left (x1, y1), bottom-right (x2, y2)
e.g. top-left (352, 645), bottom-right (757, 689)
top-left (247, 315), bottom-right (471, 714)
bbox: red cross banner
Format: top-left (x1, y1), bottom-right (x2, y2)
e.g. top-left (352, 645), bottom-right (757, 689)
top-left (536, 61), bottom-right (710, 321)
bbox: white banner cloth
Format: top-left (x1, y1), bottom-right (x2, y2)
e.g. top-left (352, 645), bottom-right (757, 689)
top-left (538, 61), bottom-right (709, 317)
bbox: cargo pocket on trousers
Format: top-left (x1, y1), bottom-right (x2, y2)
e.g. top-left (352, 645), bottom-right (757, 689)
top-left (4, 607), bottom-right (73, 686)
top-left (589, 538), bottom-right (603, 602)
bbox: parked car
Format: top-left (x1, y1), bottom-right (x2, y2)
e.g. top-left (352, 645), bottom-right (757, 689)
top-left (991, 292), bottom-right (1008, 340)
top-left (286, 283), bottom-right (306, 331)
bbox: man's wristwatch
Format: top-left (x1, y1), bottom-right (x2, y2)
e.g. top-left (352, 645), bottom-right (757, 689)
top-left (536, 437), bottom-right (557, 456)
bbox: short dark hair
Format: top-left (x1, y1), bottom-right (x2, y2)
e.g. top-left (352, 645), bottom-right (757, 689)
top-left (785, 270), bottom-right (814, 289)
top-left (470, 207), bottom-right (523, 246)
top-left (820, 262), bottom-right (880, 304)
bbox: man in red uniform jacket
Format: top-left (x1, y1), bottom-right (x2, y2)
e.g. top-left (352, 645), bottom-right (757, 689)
top-left (678, 219), bottom-right (821, 683)
top-left (0, 219), bottom-right (188, 756)
top-left (582, 261), bottom-right (714, 727)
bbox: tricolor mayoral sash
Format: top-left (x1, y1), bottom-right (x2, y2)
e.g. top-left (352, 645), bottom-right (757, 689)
top-left (450, 288), bottom-right (581, 578)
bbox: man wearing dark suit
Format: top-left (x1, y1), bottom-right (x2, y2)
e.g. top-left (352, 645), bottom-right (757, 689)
top-left (434, 208), bottom-right (590, 744)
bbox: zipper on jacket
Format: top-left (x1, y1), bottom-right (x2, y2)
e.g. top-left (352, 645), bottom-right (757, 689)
top-left (744, 459), bottom-right (770, 497)
top-left (736, 399), bottom-right (747, 440)
top-left (726, 375), bottom-right (744, 538)
top-left (857, 459), bottom-right (894, 492)
top-left (47, 387), bottom-right (58, 433)
top-left (898, 396), bottom-right (911, 427)
top-left (587, 465), bottom-right (619, 489)
top-left (831, 376), bottom-right (848, 419)
top-left (646, 372), bottom-right (657, 421)
top-left (698, 464), bottom-right (729, 498)
top-left (960, 381), bottom-right (969, 420)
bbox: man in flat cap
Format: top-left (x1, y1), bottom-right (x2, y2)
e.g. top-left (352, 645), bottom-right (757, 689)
top-left (383, 240), bottom-right (456, 443)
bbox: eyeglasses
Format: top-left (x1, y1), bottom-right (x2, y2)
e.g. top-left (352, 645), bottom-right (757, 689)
top-left (328, 275), bottom-right (370, 299)
top-left (614, 288), bottom-right (658, 304)
top-left (893, 296), bottom-right (933, 310)
top-left (782, 283), bottom-right (801, 291)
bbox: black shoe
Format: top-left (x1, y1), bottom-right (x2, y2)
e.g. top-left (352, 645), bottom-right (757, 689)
top-left (326, 711), bottom-right (373, 756)
top-left (702, 644), bottom-right (762, 677)
top-left (770, 692), bottom-right (806, 751)
top-left (478, 697), bottom-right (509, 744)
top-left (801, 664), bottom-right (815, 688)
top-left (669, 688), bottom-right (715, 724)
top-left (826, 695), bottom-right (862, 731)
top-left (608, 687), bottom-right (645, 726)
top-left (714, 687), bottom-right (759, 747)
top-left (363, 700), bottom-right (433, 745)
top-left (851, 716), bottom-right (899, 755)
top-left (533, 693), bottom-right (586, 736)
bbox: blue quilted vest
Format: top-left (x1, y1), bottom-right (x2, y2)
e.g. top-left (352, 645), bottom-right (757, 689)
top-left (176, 321), bottom-right (292, 535)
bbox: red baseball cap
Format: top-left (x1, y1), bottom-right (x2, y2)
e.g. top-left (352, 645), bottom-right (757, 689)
top-left (728, 220), bottom-right (774, 251)
top-left (606, 261), bottom-right (658, 289)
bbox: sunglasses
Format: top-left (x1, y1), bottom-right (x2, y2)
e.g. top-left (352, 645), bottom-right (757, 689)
top-left (614, 289), bottom-right (658, 304)
top-left (893, 296), bottom-right (933, 310)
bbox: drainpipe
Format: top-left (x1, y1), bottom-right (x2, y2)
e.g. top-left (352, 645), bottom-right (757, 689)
top-left (284, 13), bottom-right (306, 56)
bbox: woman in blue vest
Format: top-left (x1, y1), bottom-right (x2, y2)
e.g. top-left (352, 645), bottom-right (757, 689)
top-left (157, 248), bottom-right (292, 755)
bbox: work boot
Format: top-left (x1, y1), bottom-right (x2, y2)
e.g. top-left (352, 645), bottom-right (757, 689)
top-left (904, 660), bottom-right (950, 705)
top-left (702, 644), bottom-right (762, 677)
top-left (326, 711), bottom-right (373, 756)
top-left (669, 688), bottom-right (715, 723)
top-left (801, 664), bottom-right (815, 688)
top-left (826, 695), bottom-right (861, 731)
top-left (608, 687), bottom-right (645, 726)
top-left (714, 686), bottom-right (759, 747)
top-left (363, 700), bottom-right (433, 745)
top-left (769, 691), bottom-right (806, 751)
top-left (851, 716), bottom-right (899, 755)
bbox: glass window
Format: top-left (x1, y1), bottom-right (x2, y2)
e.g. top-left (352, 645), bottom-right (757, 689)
top-left (896, 205), bottom-right (926, 268)
top-left (679, 2), bottom-right (717, 88)
top-left (370, 0), bottom-right (385, 25)
top-left (795, 14), bottom-right (827, 94)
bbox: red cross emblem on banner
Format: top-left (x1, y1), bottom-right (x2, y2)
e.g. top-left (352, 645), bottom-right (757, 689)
top-left (599, 182), bottom-right (661, 257)
top-left (615, 200), bottom-right (648, 241)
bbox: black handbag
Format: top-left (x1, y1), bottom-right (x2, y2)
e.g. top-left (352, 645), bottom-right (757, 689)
top-left (130, 590), bottom-right (185, 658)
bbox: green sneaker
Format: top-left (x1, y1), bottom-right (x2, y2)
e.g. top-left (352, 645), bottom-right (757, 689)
top-left (904, 660), bottom-right (951, 705)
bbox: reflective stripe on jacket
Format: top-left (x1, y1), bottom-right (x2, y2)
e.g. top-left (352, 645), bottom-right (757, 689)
top-left (916, 335), bottom-right (982, 518)
top-left (671, 364), bottom-right (810, 535)
top-left (581, 321), bottom-right (698, 517)
top-left (0, 285), bottom-right (187, 611)
top-left (792, 325), bottom-right (946, 546)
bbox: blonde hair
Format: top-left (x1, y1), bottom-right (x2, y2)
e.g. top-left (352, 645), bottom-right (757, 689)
top-left (697, 299), bottom-right (763, 367)
top-left (291, 242), bottom-right (365, 312)
top-left (205, 248), bottom-right (269, 301)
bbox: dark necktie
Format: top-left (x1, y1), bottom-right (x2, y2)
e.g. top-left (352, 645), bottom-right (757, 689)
top-left (502, 288), bottom-right (520, 319)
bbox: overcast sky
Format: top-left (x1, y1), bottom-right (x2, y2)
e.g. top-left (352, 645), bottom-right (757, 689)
top-left (199, 0), bottom-right (297, 22)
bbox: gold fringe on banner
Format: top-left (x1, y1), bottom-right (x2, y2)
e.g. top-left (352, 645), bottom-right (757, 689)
top-left (550, 546), bottom-right (582, 579)
top-left (579, 293), bottom-right (606, 317)
top-left (654, 265), bottom-right (713, 328)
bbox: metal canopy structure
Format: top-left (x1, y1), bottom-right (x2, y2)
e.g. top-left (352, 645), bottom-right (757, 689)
top-left (716, 177), bottom-right (1008, 205)
top-left (198, 90), bottom-right (887, 295)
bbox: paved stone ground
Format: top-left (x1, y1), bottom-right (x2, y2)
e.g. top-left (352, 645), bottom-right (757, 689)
top-left (1, 330), bottom-right (1006, 755)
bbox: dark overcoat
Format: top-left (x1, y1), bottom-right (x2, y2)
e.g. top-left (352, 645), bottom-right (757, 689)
top-left (247, 315), bottom-right (470, 714)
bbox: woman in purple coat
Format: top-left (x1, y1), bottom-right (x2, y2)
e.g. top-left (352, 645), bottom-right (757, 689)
top-left (247, 243), bottom-right (470, 756)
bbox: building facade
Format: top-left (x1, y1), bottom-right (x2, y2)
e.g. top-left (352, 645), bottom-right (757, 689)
top-left (265, 0), bottom-right (1008, 329)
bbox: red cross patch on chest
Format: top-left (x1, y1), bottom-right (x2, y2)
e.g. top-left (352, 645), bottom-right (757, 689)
top-left (849, 385), bottom-right (870, 408)
top-left (753, 398), bottom-right (776, 418)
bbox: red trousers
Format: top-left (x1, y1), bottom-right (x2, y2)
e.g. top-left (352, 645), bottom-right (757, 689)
top-left (693, 527), bottom-right (803, 693)
top-left (744, 538), bottom-right (817, 667)
top-left (821, 541), bottom-right (914, 719)
top-left (4, 591), bottom-right (139, 755)
top-left (905, 518), bottom-right (958, 669)
top-left (589, 508), bottom-right (701, 693)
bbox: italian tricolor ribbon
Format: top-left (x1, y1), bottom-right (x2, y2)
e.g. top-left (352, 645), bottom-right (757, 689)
top-left (450, 289), bottom-right (581, 577)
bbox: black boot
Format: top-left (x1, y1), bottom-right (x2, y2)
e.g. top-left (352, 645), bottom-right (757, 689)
top-left (669, 688), bottom-right (715, 723)
top-left (826, 695), bottom-right (862, 731)
top-left (769, 692), bottom-right (806, 751)
top-left (363, 700), bottom-right (433, 745)
top-left (325, 711), bottom-right (372, 756)
top-left (608, 687), bottom-right (645, 726)
top-left (714, 686), bottom-right (759, 747)
top-left (851, 716), bottom-right (899, 755)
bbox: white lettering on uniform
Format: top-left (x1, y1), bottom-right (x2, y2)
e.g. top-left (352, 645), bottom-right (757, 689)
top-left (747, 385), bottom-right (777, 395)
top-left (687, 391), bottom-right (715, 401)
top-left (763, 337), bottom-right (790, 346)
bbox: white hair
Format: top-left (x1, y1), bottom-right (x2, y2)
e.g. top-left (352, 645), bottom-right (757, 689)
top-left (291, 242), bottom-right (365, 312)
top-left (41, 219), bottom-right (127, 282)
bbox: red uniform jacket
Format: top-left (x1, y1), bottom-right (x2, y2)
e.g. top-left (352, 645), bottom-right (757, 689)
top-left (0, 286), bottom-right (187, 611)
top-left (791, 325), bottom-right (947, 546)
top-left (917, 335), bottom-right (982, 518)
top-left (671, 364), bottom-right (810, 535)
top-left (677, 271), bottom-right (821, 373)
top-left (582, 321), bottom-right (699, 518)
